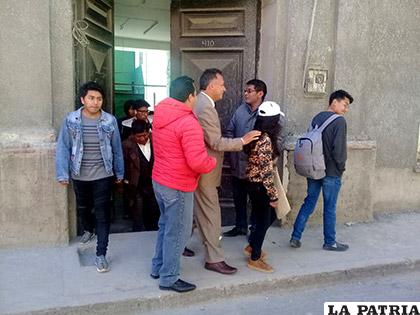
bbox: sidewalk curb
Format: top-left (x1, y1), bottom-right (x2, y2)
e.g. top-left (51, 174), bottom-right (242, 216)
top-left (14, 258), bottom-right (420, 315)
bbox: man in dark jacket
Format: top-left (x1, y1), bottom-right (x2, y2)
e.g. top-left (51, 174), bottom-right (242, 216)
top-left (122, 119), bottom-right (159, 232)
top-left (223, 79), bottom-right (285, 237)
top-left (290, 90), bottom-right (353, 252)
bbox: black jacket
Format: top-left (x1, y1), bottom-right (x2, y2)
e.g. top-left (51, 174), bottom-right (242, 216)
top-left (312, 111), bottom-right (347, 177)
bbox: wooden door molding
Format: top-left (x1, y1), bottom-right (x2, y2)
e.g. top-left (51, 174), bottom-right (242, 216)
top-left (171, 0), bottom-right (258, 128)
top-left (74, 0), bottom-right (114, 112)
top-left (179, 8), bottom-right (246, 37)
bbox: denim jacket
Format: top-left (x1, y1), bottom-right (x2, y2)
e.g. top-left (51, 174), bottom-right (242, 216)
top-left (55, 107), bottom-right (124, 182)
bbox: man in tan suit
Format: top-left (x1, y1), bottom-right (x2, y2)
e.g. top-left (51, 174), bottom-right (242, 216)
top-left (193, 68), bottom-right (260, 274)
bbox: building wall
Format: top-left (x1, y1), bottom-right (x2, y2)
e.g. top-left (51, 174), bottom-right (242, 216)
top-left (259, 0), bottom-right (420, 223)
top-left (0, 0), bottom-right (74, 248)
top-left (335, 0), bottom-right (420, 212)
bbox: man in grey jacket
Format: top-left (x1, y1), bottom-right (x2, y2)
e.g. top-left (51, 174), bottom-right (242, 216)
top-left (224, 79), bottom-right (285, 237)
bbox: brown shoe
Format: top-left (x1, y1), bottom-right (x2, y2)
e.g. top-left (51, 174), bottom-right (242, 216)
top-left (247, 258), bottom-right (274, 273)
top-left (243, 245), bottom-right (267, 260)
top-left (204, 261), bottom-right (237, 274)
top-left (182, 247), bottom-right (195, 257)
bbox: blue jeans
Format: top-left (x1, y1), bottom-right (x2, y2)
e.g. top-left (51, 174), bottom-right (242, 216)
top-left (151, 181), bottom-right (194, 287)
top-left (291, 176), bottom-right (342, 246)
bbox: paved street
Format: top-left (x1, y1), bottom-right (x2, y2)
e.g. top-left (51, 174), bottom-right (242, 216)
top-left (140, 270), bottom-right (420, 315)
top-left (1, 211), bottom-right (419, 315)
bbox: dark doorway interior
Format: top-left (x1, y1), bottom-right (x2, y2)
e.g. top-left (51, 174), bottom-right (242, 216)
top-left (111, 0), bottom-right (171, 233)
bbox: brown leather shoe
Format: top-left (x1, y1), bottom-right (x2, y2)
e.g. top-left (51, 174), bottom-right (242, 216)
top-left (182, 247), bottom-right (195, 257)
top-left (204, 261), bottom-right (237, 274)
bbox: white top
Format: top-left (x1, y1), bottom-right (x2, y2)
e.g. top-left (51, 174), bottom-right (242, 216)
top-left (137, 139), bottom-right (151, 161)
top-left (201, 91), bottom-right (215, 108)
top-left (122, 117), bottom-right (135, 127)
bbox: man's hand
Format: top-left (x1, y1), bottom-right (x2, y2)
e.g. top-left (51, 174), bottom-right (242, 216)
top-left (59, 181), bottom-right (69, 186)
top-left (269, 201), bottom-right (278, 208)
top-left (241, 130), bottom-right (261, 145)
top-left (115, 179), bottom-right (123, 193)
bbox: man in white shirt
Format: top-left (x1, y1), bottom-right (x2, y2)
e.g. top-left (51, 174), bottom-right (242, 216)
top-left (122, 119), bottom-right (159, 231)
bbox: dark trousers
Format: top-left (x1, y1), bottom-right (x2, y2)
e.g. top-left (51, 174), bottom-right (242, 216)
top-left (127, 185), bottom-right (160, 232)
top-left (232, 176), bottom-right (256, 230)
top-left (232, 177), bottom-right (248, 230)
top-left (73, 176), bottom-right (114, 256)
top-left (246, 181), bottom-right (276, 260)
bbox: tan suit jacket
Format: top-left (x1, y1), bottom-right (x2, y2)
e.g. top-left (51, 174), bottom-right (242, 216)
top-left (193, 92), bottom-right (243, 187)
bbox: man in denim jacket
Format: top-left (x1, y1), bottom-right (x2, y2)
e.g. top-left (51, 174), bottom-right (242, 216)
top-left (56, 81), bottom-right (124, 273)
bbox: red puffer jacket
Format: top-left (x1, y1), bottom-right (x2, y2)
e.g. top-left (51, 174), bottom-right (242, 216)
top-left (152, 97), bottom-right (216, 192)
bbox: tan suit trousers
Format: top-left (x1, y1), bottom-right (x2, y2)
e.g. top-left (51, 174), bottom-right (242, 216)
top-left (194, 183), bottom-right (224, 263)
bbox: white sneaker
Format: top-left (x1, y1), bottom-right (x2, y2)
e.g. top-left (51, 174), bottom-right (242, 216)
top-left (79, 231), bottom-right (95, 244)
top-left (95, 255), bottom-right (110, 273)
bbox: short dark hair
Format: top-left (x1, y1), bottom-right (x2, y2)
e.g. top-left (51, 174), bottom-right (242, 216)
top-left (329, 90), bottom-right (353, 105)
top-left (133, 99), bottom-right (150, 109)
top-left (170, 76), bottom-right (196, 102)
top-left (199, 68), bottom-right (223, 90)
top-left (131, 119), bottom-right (151, 134)
top-left (123, 100), bottom-right (135, 115)
top-left (79, 81), bottom-right (105, 99)
top-left (246, 79), bottom-right (268, 101)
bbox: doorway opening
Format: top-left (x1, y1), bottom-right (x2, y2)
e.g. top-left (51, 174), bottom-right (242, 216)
top-left (111, 0), bottom-right (171, 233)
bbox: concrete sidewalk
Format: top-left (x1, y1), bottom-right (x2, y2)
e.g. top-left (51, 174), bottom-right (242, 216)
top-left (1, 211), bottom-right (419, 315)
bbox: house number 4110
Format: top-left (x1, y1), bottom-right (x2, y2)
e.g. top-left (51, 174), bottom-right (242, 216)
top-left (201, 40), bottom-right (215, 47)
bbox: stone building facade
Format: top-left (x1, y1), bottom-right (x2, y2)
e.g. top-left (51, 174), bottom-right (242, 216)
top-left (0, 0), bottom-right (419, 248)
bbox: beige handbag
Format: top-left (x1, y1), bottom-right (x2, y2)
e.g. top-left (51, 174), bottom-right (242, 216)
top-left (272, 161), bottom-right (291, 219)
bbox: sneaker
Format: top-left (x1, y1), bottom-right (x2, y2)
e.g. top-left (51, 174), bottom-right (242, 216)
top-left (95, 255), bottom-right (110, 273)
top-left (323, 241), bottom-right (349, 252)
top-left (290, 238), bottom-right (301, 248)
top-left (243, 244), bottom-right (267, 260)
top-left (79, 231), bottom-right (95, 244)
top-left (247, 258), bottom-right (274, 273)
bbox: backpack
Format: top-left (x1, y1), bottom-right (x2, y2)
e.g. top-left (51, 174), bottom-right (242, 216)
top-left (294, 114), bottom-right (340, 179)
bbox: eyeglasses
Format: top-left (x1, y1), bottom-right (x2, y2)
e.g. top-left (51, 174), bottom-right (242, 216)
top-left (244, 89), bottom-right (257, 94)
top-left (136, 109), bottom-right (148, 113)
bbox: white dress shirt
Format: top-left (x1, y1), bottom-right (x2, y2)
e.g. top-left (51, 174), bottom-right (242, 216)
top-left (137, 139), bottom-right (151, 161)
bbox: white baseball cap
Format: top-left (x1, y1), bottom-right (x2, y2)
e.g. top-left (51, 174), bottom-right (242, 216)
top-left (258, 101), bottom-right (285, 117)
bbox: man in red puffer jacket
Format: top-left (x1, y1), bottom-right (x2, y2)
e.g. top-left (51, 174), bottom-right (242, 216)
top-left (150, 75), bottom-right (216, 293)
